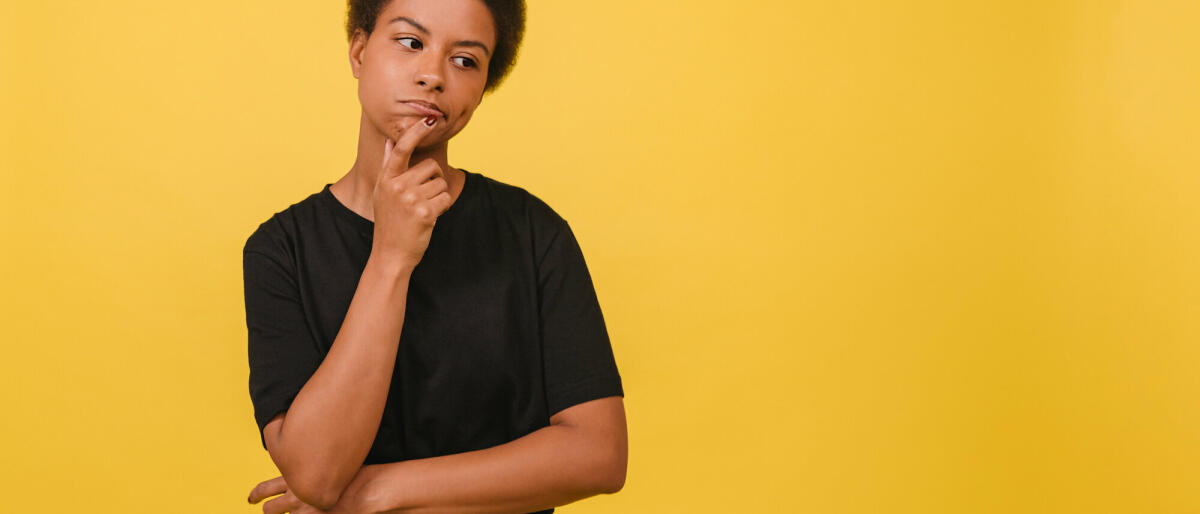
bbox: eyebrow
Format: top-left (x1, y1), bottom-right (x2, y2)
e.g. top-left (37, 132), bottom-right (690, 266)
top-left (387, 16), bottom-right (491, 58)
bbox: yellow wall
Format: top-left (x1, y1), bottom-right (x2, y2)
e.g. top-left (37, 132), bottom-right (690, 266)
top-left (2, 1), bottom-right (1197, 512)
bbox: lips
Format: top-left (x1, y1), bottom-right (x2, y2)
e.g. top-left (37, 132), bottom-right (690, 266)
top-left (401, 100), bottom-right (447, 121)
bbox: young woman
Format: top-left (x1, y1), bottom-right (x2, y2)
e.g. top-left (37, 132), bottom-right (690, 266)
top-left (242, 0), bottom-right (627, 512)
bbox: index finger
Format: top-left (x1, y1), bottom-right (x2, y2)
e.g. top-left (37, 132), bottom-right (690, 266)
top-left (383, 114), bottom-right (440, 179)
top-left (247, 476), bottom-right (287, 504)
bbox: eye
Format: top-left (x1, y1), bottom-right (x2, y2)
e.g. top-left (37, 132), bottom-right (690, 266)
top-left (394, 37), bottom-right (422, 50)
top-left (453, 56), bottom-right (477, 69)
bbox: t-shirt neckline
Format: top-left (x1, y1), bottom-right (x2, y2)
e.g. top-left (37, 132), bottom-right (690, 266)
top-left (320, 168), bottom-right (476, 236)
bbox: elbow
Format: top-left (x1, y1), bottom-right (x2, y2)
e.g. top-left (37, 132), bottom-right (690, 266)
top-left (598, 468), bottom-right (626, 495)
top-left (287, 474), bottom-right (344, 511)
top-left (270, 457), bottom-right (344, 509)
top-left (273, 456), bottom-right (346, 511)
top-left (595, 444), bottom-right (627, 494)
top-left (308, 494), bottom-right (342, 513)
top-left (266, 433), bottom-right (350, 509)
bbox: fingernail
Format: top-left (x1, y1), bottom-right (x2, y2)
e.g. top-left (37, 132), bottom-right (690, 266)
top-left (424, 115), bottom-right (437, 127)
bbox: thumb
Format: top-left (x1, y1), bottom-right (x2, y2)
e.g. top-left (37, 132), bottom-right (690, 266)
top-left (382, 115), bottom-right (440, 180)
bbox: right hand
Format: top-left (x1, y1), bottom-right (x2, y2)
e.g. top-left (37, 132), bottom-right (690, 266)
top-left (371, 115), bottom-right (453, 270)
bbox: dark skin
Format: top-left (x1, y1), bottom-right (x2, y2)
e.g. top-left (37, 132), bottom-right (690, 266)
top-left (248, 0), bottom-right (627, 511)
top-left (331, 0), bottom-right (497, 226)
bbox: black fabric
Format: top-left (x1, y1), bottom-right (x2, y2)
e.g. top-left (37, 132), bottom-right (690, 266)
top-left (242, 169), bottom-right (622, 514)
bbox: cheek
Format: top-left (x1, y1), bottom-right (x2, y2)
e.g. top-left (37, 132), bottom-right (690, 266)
top-left (359, 59), bottom-right (402, 100)
top-left (456, 99), bottom-right (479, 123)
top-left (442, 107), bottom-right (476, 139)
top-left (358, 71), bottom-right (387, 110)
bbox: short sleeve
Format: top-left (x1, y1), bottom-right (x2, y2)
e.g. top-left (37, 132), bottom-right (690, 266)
top-left (537, 218), bottom-right (624, 417)
top-left (243, 246), bottom-right (323, 450)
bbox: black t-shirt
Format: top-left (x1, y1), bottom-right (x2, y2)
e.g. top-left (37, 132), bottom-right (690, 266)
top-left (242, 169), bottom-right (623, 513)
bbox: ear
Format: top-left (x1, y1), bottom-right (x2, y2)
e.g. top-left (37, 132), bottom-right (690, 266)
top-left (349, 28), bottom-right (368, 79)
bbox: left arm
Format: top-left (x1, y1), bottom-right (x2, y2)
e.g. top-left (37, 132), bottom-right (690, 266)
top-left (360, 396), bottom-right (627, 514)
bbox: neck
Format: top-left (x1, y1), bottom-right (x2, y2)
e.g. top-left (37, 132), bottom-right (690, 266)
top-left (332, 110), bottom-right (464, 222)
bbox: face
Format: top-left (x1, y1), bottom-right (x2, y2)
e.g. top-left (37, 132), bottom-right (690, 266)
top-left (349, 0), bottom-right (496, 147)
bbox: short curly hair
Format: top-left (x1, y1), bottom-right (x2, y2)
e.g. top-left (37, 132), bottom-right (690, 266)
top-left (345, 0), bottom-right (526, 94)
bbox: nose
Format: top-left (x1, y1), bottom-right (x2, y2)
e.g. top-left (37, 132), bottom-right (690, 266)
top-left (414, 52), bottom-right (444, 92)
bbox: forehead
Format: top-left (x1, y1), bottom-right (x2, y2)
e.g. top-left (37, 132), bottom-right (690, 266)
top-left (378, 0), bottom-right (496, 46)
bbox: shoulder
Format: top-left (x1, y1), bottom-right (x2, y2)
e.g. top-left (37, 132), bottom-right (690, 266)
top-left (470, 172), bottom-right (580, 272)
top-left (472, 171), bottom-right (568, 232)
top-left (243, 188), bottom-right (325, 258)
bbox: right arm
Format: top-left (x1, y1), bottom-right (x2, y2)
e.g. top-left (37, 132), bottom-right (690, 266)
top-left (261, 114), bottom-right (451, 510)
top-left (262, 254), bottom-right (413, 510)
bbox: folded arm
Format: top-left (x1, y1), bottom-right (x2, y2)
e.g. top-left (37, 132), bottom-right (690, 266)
top-left (264, 257), bottom-right (416, 510)
top-left (357, 396), bottom-right (627, 514)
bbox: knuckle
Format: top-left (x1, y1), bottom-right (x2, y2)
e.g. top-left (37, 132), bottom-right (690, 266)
top-left (414, 205), bottom-right (430, 218)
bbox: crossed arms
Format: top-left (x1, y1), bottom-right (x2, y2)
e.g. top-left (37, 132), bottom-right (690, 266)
top-left (254, 256), bottom-right (627, 512)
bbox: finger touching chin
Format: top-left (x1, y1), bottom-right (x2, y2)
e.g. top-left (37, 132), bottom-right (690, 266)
top-left (389, 116), bottom-right (430, 144)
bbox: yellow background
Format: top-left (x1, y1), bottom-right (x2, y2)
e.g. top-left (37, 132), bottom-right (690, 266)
top-left (2, 0), bottom-right (1197, 512)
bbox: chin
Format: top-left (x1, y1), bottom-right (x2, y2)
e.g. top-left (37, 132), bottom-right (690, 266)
top-left (386, 116), bottom-right (422, 140)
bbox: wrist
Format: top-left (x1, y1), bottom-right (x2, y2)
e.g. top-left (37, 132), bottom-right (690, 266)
top-left (357, 463), bottom-right (411, 514)
top-left (366, 252), bottom-right (416, 280)
top-left (343, 464), bottom-right (393, 514)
